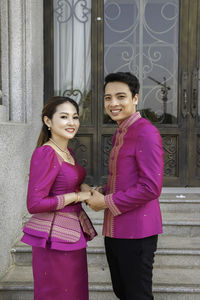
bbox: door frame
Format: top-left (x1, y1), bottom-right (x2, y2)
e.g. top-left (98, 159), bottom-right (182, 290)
top-left (187, 0), bottom-right (200, 185)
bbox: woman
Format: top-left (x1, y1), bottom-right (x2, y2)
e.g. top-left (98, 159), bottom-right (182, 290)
top-left (21, 96), bottom-right (97, 300)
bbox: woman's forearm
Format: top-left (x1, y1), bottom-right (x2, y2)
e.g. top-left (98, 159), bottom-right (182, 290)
top-left (64, 192), bottom-right (78, 206)
top-left (64, 191), bottom-right (91, 206)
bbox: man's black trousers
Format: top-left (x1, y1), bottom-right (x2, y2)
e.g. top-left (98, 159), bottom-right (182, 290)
top-left (105, 235), bottom-right (158, 300)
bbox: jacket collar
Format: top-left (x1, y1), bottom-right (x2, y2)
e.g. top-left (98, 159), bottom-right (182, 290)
top-left (119, 112), bottom-right (141, 129)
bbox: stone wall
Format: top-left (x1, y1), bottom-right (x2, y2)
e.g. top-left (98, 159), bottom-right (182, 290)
top-left (0, 0), bottom-right (43, 278)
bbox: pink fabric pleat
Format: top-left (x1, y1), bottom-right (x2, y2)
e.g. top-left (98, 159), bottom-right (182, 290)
top-left (32, 246), bottom-right (89, 300)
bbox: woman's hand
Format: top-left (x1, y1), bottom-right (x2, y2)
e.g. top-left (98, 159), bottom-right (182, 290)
top-left (64, 191), bottom-right (91, 206)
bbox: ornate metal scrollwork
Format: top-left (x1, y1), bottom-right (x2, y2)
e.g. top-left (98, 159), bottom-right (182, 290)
top-left (103, 136), bottom-right (112, 171)
top-left (162, 135), bottom-right (177, 177)
top-left (197, 136), bottom-right (200, 168)
top-left (103, 134), bottom-right (178, 178)
top-left (63, 88), bottom-right (83, 102)
top-left (69, 137), bottom-right (88, 168)
top-left (62, 89), bottom-right (91, 124)
top-left (54, 0), bottom-right (90, 24)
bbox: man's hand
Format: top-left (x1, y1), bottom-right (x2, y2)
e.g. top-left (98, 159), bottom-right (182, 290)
top-left (80, 183), bottom-right (92, 192)
top-left (86, 190), bottom-right (107, 211)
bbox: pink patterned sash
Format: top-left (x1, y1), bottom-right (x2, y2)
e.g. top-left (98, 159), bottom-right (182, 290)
top-left (23, 207), bottom-right (96, 243)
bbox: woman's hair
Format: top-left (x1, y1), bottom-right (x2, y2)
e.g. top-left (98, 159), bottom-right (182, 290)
top-left (36, 96), bottom-right (79, 148)
top-left (104, 72), bottom-right (140, 98)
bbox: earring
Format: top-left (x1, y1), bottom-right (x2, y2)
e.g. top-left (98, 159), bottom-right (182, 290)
top-left (48, 127), bottom-right (51, 131)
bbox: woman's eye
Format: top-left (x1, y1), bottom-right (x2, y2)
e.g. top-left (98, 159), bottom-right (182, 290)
top-left (73, 116), bottom-right (79, 120)
top-left (61, 116), bottom-right (67, 119)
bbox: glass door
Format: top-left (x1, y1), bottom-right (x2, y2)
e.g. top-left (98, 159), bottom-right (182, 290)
top-left (44, 0), bottom-right (99, 184)
top-left (44, 0), bottom-right (200, 186)
top-left (99, 0), bottom-right (200, 186)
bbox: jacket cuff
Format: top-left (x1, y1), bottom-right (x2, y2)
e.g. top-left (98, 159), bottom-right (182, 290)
top-left (56, 195), bottom-right (65, 210)
top-left (105, 194), bottom-right (121, 216)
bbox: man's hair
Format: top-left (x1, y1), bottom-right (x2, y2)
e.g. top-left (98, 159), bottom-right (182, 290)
top-left (104, 72), bottom-right (140, 98)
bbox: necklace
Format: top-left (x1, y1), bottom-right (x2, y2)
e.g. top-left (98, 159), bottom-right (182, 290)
top-left (49, 138), bottom-right (74, 164)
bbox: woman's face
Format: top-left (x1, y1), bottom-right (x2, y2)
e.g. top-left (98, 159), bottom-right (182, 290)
top-left (45, 102), bottom-right (80, 142)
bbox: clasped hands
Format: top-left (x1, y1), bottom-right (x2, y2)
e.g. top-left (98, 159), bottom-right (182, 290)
top-left (78, 184), bottom-right (107, 212)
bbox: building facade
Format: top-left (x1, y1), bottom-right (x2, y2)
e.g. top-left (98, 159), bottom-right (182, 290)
top-left (0, 0), bottom-right (43, 278)
top-left (0, 0), bottom-right (199, 279)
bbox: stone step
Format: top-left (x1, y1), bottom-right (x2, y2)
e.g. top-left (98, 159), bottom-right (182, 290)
top-left (84, 204), bottom-right (200, 219)
top-left (22, 201), bottom-right (200, 239)
top-left (159, 198), bottom-right (200, 214)
top-left (3, 191), bottom-right (199, 299)
top-left (160, 193), bottom-right (200, 200)
top-left (88, 247), bottom-right (200, 269)
top-left (83, 201), bottom-right (200, 219)
top-left (12, 235), bottom-right (200, 268)
top-left (86, 212), bottom-right (200, 237)
top-left (89, 285), bottom-right (200, 300)
top-left (83, 219), bottom-right (200, 239)
top-left (22, 194), bottom-right (200, 225)
top-left (161, 188), bottom-right (200, 194)
top-left (1, 265), bottom-right (200, 300)
top-left (88, 211), bottom-right (200, 223)
top-left (83, 191), bottom-right (200, 210)
top-left (1, 285), bottom-right (200, 300)
top-left (22, 210), bottom-right (200, 245)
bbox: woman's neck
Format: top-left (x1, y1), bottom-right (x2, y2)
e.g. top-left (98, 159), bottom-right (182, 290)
top-left (50, 136), bottom-right (69, 150)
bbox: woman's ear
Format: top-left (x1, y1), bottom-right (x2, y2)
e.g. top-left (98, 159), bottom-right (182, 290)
top-left (43, 116), bottom-right (51, 128)
top-left (133, 94), bottom-right (139, 105)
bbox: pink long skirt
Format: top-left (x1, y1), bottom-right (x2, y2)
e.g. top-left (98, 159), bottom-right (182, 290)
top-left (32, 246), bottom-right (89, 300)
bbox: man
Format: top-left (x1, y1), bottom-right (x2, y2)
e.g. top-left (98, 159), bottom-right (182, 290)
top-left (85, 72), bottom-right (164, 300)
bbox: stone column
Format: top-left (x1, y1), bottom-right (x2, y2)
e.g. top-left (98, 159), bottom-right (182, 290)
top-left (9, 0), bottom-right (25, 122)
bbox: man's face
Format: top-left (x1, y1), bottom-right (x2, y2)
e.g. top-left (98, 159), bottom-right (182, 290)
top-left (104, 81), bottom-right (138, 124)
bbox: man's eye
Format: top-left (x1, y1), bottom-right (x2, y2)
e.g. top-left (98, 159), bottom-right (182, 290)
top-left (104, 97), bottom-right (111, 101)
top-left (119, 96), bottom-right (125, 99)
